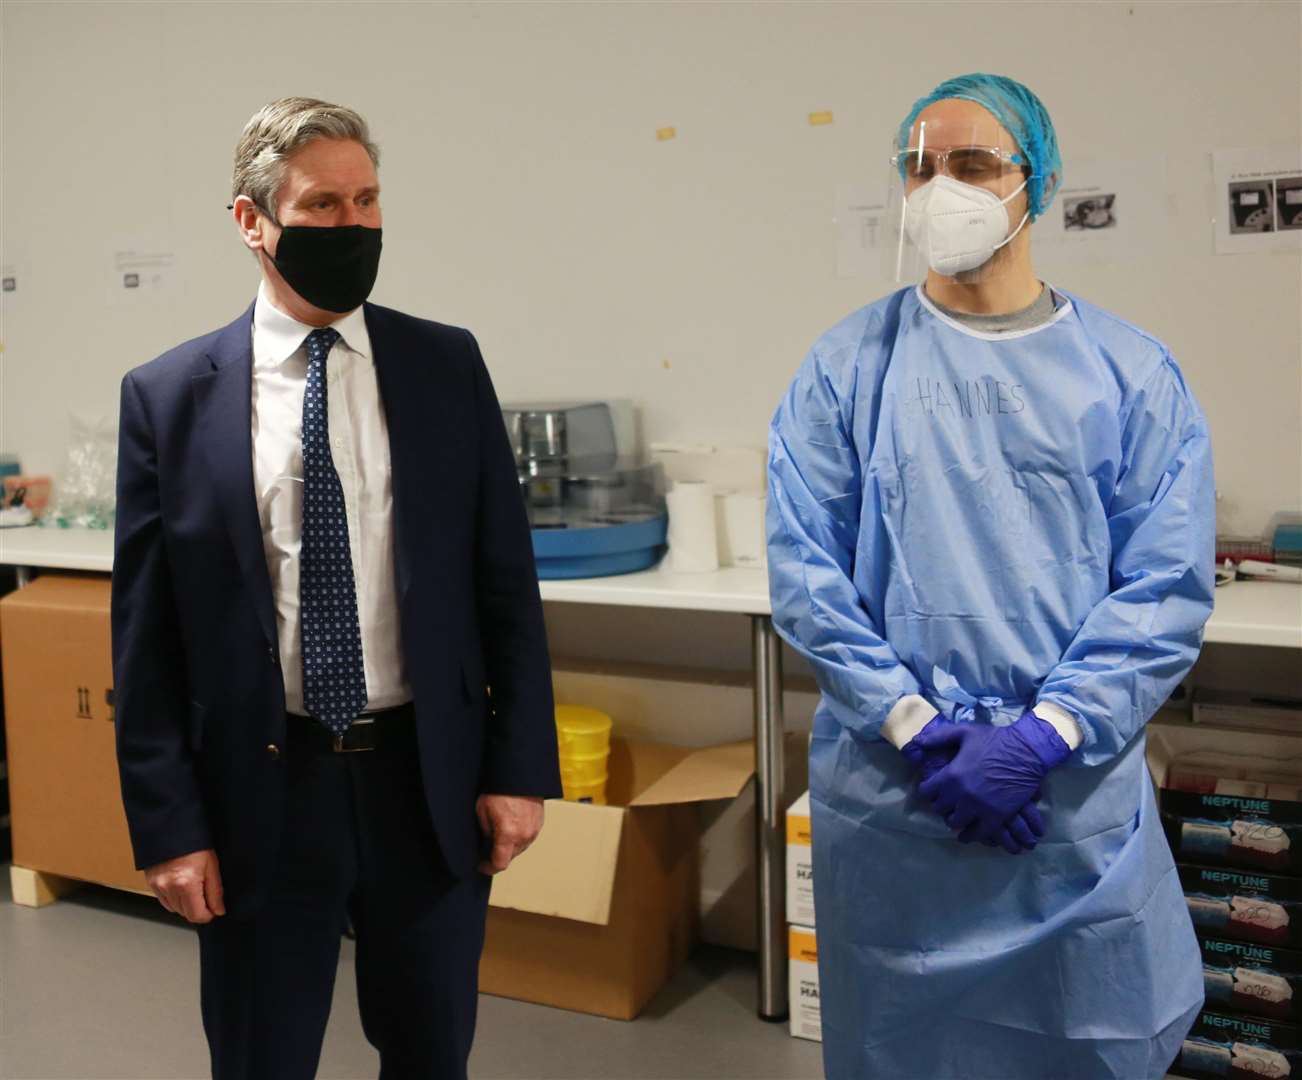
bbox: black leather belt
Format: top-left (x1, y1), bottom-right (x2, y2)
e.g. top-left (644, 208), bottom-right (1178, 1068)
top-left (287, 702), bottom-right (416, 754)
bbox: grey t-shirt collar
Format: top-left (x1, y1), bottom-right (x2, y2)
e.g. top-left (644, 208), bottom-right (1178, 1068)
top-left (929, 283), bottom-right (1059, 333)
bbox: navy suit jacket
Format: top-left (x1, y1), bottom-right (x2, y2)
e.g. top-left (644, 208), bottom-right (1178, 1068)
top-left (111, 300), bottom-right (560, 915)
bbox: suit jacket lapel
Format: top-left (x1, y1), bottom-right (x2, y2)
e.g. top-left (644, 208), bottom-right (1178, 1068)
top-left (366, 302), bottom-right (414, 605)
top-left (191, 302), bottom-right (279, 648)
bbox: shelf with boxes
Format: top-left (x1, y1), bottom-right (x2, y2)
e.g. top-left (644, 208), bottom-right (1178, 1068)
top-left (1152, 709), bottom-right (1302, 1080)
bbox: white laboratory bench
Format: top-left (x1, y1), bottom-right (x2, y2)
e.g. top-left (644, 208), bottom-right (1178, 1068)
top-left (0, 526), bottom-right (115, 575)
top-left (6, 526), bottom-right (1301, 645)
top-left (3, 526), bottom-right (1301, 1022)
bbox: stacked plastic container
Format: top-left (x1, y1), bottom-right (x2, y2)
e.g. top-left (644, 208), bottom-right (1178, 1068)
top-left (1274, 520), bottom-right (1302, 568)
top-left (1164, 757), bottom-right (1302, 1078)
top-left (555, 705), bottom-right (613, 805)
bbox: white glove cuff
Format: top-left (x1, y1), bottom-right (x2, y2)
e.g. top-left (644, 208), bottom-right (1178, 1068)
top-left (882, 695), bottom-right (941, 750)
top-left (1032, 700), bottom-right (1083, 751)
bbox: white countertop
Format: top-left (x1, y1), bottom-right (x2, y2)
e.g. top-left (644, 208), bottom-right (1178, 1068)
top-left (0, 526), bottom-right (114, 573)
top-left (538, 565), bottom-right (769, 614)
top-left (0, 527), bottom-right (771, 614)
top-left (1202, 575), bottom-right (1302, 648)
top-left (3, 526), bottom-right (1299, 648)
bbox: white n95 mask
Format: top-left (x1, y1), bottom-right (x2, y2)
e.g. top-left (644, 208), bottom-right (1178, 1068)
top-left (904, 175), bottom-right (1030, 276)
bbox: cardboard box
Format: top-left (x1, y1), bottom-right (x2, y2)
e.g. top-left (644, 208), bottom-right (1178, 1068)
top-left (1163, 792), bottom-right (1302, 875)
top-left (1177, 1010), bottom-right (1302, 1079)
top-left (1182, 864), bottom-right (1302, 949)
top-left (0, 575), bottom-right (148, 894)
top-left (480, 736), bottom-right (755, 1020)
top-left (1150, 722), bottom-right (1302, 875)
top-left (1152, 727), bottom-right (1300, 865)
top-left (1201, 936), bottom-right (1302, 1023)
top-left (786, 790), bottom-right (814, 926)
top-left (788, 924), bottom-right (822, 1042)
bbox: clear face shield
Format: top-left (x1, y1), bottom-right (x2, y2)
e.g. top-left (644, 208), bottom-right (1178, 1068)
top-left (884, 115), bottom-right (1034, 284)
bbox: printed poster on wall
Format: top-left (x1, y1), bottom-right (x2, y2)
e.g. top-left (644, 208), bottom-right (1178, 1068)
top-left (1034, 157), bottom-right (1163, 263)
top-left (1213, 146), bottom-right (1302, 255)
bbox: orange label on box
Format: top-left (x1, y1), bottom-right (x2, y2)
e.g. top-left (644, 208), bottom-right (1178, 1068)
top-left (789, 927), bottom-right (817, 963)
top-left (787, 814), bottom-right (811, 845)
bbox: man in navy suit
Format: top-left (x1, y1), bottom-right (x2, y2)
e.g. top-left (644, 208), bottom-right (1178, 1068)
top-left (111, 97), bottom-right (561, 1079)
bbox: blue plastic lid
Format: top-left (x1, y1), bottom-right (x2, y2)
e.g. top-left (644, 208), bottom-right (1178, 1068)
top-left (1274, 523), bottom-right (1302, 552)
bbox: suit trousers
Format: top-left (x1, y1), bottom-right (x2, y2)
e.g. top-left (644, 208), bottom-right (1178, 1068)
top-left (196, 715), bottom-right (490, 1080)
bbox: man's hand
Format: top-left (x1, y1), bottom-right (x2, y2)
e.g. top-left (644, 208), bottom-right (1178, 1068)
top-left (476, 794), bottom-right (544, 875)
top-left (144, 849), bottom-right (225, 924)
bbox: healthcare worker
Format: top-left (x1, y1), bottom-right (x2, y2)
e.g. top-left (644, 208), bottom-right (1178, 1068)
top-left (767, 74), bottom-right (1213, 1079)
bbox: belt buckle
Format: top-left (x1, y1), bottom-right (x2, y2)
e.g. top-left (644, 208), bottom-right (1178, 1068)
top-left (332, 717), bottom-right (376, 753)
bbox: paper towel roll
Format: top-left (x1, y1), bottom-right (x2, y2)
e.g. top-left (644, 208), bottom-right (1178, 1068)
top-left (666, 482), bottom-right (719, 573)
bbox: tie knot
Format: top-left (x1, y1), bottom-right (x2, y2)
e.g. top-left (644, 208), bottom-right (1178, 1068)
top-left (303, 327), bottom-right (341, 361)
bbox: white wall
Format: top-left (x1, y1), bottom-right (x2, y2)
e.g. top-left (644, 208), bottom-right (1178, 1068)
top-left (2, 1), bottom-right (1300, 540)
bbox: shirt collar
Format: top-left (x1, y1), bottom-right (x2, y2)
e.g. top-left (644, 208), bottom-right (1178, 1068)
top-left (253, 279), bottom-right (372, 368)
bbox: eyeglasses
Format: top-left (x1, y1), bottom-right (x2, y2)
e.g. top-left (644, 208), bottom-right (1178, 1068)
top-left (890, 146), bottom-right (1026, 184)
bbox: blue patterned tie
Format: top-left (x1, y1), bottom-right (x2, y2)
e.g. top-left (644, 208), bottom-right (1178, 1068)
top-left (300, 327), bottom-right (368, 735)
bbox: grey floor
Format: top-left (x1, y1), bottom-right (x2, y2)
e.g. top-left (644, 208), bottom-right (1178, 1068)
top-left (0, 872), bottom-right (825, 1080)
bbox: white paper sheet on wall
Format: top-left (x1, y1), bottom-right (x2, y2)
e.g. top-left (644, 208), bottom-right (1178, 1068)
top-left (1212, 146), bottom-right (1302, 255)
top-left (834, 183), bottom-right (889, 278)
top-left (109, 247), bottom-right (177, 299)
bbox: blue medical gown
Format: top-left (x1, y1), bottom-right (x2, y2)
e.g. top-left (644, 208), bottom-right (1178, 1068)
top-left (767, 286), bottom-right (1213, 1080)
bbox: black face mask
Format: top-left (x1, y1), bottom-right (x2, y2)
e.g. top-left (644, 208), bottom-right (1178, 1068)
top-left (266, 223), bottom-right (382, 314)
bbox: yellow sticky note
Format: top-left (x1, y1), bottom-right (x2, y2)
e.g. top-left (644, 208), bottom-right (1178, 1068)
top-left (656, 126), bottom-right (677, 142)
top-left (808, 111), bottom-right (834, 127)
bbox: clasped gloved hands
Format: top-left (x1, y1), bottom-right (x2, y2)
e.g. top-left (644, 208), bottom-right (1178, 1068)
top-left (901, 712), bottom-right (1046, 855)
top-left (903, 710), bottom-right (1071, 855)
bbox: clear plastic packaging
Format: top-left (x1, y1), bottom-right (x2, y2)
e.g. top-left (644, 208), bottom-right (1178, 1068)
top-left (44, 412), bottom-right (117, 529)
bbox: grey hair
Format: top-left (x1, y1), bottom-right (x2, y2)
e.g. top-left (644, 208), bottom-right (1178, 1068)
top-left (231, 97), bottom-right (380, 220)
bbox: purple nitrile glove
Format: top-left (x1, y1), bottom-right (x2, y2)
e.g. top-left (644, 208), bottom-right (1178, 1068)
top-left (902, 713), bottom-right (1047, 855)
top-left (900, 714), bottom-right (950, 781)
top-left (914, 708), bottom-right (1072, 848)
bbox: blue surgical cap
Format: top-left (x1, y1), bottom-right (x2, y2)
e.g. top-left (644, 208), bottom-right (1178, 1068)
top-left (897, 73), bottom-right (1063, 220)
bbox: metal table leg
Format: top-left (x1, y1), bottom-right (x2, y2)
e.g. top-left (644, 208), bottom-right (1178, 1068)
top-left (752, 614), bottom-right (787, 1021)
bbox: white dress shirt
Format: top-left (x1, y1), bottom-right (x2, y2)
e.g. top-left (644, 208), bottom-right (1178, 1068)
top-left (250, 281), bottom-right (411, 716)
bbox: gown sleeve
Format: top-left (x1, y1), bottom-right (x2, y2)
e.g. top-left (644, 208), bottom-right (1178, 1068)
top-left (767, 345), bottom-right (929, 744)
top-left (1035, 355), bottom-right (1215, 767)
